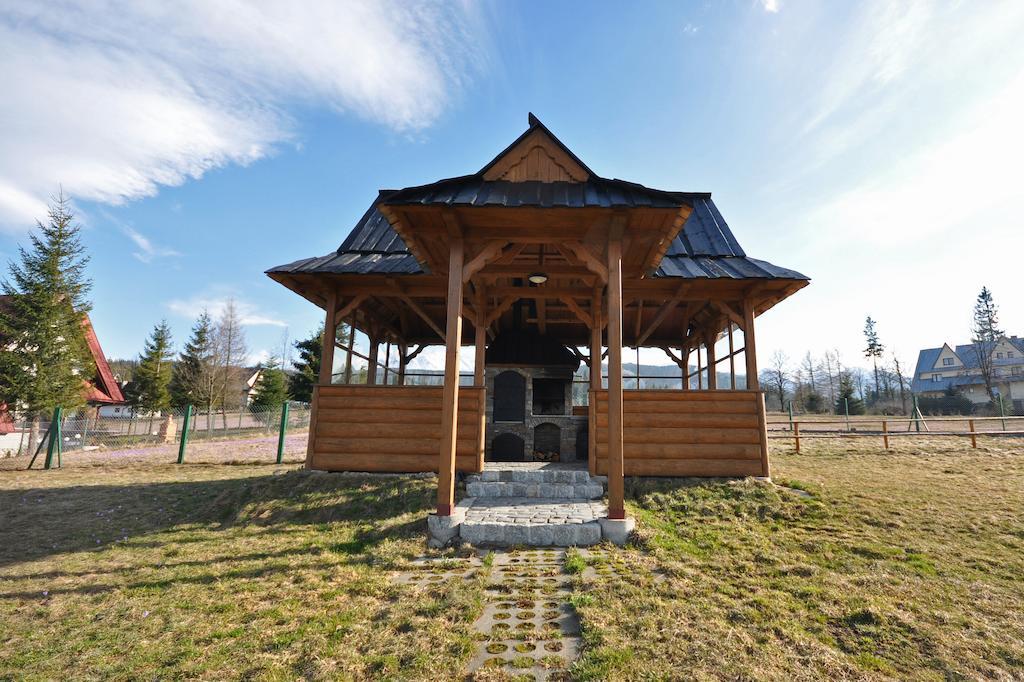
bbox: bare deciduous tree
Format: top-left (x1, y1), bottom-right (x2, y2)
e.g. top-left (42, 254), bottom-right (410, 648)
top-left (215, 299), bottom-right (248, 426)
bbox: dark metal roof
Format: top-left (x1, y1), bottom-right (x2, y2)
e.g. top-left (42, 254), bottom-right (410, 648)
top-left (383, 176), bottom-right (701, 209)
top-left (267, 192), bottom-right (808, 282)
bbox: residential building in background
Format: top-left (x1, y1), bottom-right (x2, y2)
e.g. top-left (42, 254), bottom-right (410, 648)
top-left (911, 335), bottom-right (1024, 411)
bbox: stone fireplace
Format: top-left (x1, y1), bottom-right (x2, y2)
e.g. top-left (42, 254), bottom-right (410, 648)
top-left (484, 330), bottom-right (587, 463)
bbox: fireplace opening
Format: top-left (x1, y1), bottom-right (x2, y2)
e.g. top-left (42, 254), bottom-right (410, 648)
top-left (493, 371), bottom-right (526, 422)
top-left (533, 423), bottom-right (561, 459)
top-left (532, 378), bottom-right (566, 415)
top-left (492, 433), bottom-right (525, 462)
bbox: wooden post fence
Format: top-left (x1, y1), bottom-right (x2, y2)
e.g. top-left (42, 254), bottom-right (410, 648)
top-left (276, 402), bottom-right (290, 464)
top-left (793, 421), bottom-right (800, 453)
top-left (969, 419), bottom-right (977, 448)
top-left (882, 419), bottom-right (889, 449)
top-left (177, 405), bottom-right (192, 464)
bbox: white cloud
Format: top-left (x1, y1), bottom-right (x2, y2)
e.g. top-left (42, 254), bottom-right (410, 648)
top-left (167, 293), bottom-right (286, 327)
top-left (0, 1), bottom-right (487, 228)
top-left (121, 225), bottom-right (180, 263)
top-left (759, 0), bottom-right (780, 13)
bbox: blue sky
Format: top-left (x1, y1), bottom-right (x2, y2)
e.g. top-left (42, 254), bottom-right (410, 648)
top-left (1, 0), bottom-right (1022, 373)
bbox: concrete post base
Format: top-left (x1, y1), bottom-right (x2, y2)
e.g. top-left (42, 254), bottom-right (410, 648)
top-left (598, 516), bottom-right (635, 545)
top-left (426, 498), bottom-right (472, 548)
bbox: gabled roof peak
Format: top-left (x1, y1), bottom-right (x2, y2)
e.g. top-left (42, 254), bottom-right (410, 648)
top-left (478, 113), bottom-right (595, 183)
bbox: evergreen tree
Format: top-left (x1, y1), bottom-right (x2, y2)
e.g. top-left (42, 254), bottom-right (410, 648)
top-left (128, 321), bottom-right (174, 413)
top-left (288, 325), bottom-right (322, 402)
top-left (863, 316), bottom-right (884, 404)
top-left (170, 311), bottom-right (215, 408)
top-left (250, 358), bottom-right (288, 424)
top-left (0, 192), bottom-right (93, 417)
top-left (835, 372), bottom-right (865, 415)
top-left (971, 286), bottom-right (1002, 402)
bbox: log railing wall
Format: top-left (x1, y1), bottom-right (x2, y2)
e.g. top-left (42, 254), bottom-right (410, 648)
top-left (309, 384), bottom-right (485, 473)
top-left (590, 389), bottom-right (770, 477)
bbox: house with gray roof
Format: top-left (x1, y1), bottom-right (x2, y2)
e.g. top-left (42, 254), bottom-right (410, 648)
top-left (912, 335), bottom-right (1024, 412)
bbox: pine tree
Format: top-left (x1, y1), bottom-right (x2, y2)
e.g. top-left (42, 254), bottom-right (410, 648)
top-left (835, 371), bottom-right (864, 415)
top-left (0, 192), bottom-right (93, 417)
top-left (170, 311), bottom-right (215, 408)
top-left (971, 286), bottom-right (1002, 402)
top-left (250, 358), bottom-right (288, 424)
top-left (863, 316), bottom-right (884, 405)
top-left (128, 321), bottom-right (174, 413)
top-left (288, 325), bottom-right (322, 402)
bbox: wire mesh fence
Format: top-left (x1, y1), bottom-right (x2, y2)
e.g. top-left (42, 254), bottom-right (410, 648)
top-left (0, 402), bottom-right (311, 468)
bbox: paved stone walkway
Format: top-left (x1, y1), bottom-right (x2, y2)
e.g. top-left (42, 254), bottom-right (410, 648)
top-left (461, 498), bottom-right (606, 546)
top-left (393, 549), bottom-right (580, 680)
top-left (471, 549), bottom-right (578, 680)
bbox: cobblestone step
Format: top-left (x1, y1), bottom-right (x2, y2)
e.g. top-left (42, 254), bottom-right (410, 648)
top-left (459, 498), bottom-right (605, 547)
top-left (466, 480), bottom-right (605, 499)
top-left (471, 468), bottom-right (595, 485)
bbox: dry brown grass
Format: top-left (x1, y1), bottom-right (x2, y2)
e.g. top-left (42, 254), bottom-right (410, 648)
top-left (571, 436), bottom-right (1024, 680)
top-left (2, 437), bottom-right (1023, 680)
top-left (0, 462), bottom-right (482, 680)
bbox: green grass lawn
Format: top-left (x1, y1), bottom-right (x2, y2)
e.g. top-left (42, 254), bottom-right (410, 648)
top-left (2, 437), bottom-right (1023, 680)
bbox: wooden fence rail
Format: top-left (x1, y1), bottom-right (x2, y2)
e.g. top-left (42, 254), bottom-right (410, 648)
top-left (768, 415), bottom-right (1024, 451)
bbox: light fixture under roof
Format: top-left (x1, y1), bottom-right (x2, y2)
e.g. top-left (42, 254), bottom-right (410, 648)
top-left (528, 272), bottom-right (548, 285)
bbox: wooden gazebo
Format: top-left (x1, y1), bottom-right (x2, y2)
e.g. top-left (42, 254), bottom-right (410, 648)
top-left (267, 114), bottom-right (808, 522)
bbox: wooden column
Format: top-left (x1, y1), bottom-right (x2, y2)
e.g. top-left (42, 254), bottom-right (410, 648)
top-left (397, 341), bottom-right (408, 386)
top-left (743, 299), bottom-right (759, 390)
top-left (680, 344), bottom-right (690, 390)
top-left (318, 290), bottom-right (338, 386)
top-left (606, 238), bottom-right (625, 520)
top-left (728, 325), bottom-right (736, 390)
top-left (437, 239), bottom-right (465, 516)
top-left (589, 287), bottom-right (603, 475)
top-left (706, 329), bottom-right (718, 390)
top-left (473, 289), bottom-right (487, 472)
top-left (474, 291), bottom-right (487, 386)
top-left (308, 289), bottom-right (338, 467)
top-left (366, 336), bottom-right (379, 385)
top-left (590, 288), bottom-right (603, 391)
top-left (343, 323), bottom-right (355, 384)
top-left (743, 297), bottom-right (770, 477)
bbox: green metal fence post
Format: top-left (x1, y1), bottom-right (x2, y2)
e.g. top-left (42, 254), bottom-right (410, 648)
top-left (913, 394), bottom-right (921, 432)
top-left (998, 395), bottom-right (1006, 431)
top-left (177, 405), bottom-right (193, 464)
top-left (43, 406), bottom-right (62, 470)
top-left (844, 398), bottom-right (850, 432)
top-left (276, 402), bottom-right (290, 464)
top-left (787, 400), bottom-right (794, 431)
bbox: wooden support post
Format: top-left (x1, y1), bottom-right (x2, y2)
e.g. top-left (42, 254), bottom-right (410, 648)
top-left (697, 345), bottom-right (703, 390)
top-left (382, 340), bottom-right (391, 385)
top-left (367, 336), bottom-right (379, 385)
top-left (474, 290), bottom-right (486, 387)
top-left (606, 237), bottom-right (625, 520)
top-left (474, 289), bottom-right (487, 473)
top-left (882, 419), bottom-right (889, 450)
top-left (437, 239), bottom-right (465, 516)
top-left (589, 287), bottom-right (603, 476)
top-left (742, 299), bottom-right (759, 390)
top-left (706, 331), bottom-right (718, 390)
top-left (398, 341), bottom-right (408, 385)
top-left (728, 325), bottom-right (736, 390)
top-left (757, 392), bottom-right (771, 478)
top-left (969, 419), bottom-right (977, 449)
top-left (793, 421), bottom-right (800, 453)
top-left (343, 323), bottom-right (355, 384)
top-left (681, 344), bottom-right (690, 390)
top-left (318, 290), bottom-right (338, 386)
top-left (308, 289), bottom-right (337, 467)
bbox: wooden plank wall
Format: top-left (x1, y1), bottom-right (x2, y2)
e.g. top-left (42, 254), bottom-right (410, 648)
top-left (310, 385), bottom-right (485, 473)
top-left (591, 390), bottom-right (769, 477)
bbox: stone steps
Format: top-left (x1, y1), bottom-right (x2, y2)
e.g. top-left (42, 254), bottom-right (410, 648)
top-left (459, 498), bottom-right (605, 547)
top-left (466, 468), bottom-right (607, 500)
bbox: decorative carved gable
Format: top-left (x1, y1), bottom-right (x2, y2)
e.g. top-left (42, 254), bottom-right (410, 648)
top-left (482, 129), bottom-right (590, 183)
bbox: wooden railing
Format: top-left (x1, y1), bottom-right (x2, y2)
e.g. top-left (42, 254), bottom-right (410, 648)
top-left (590, 389), bottom-right (769, 477)
top-left (308, 384), bottom-right (485, 473)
